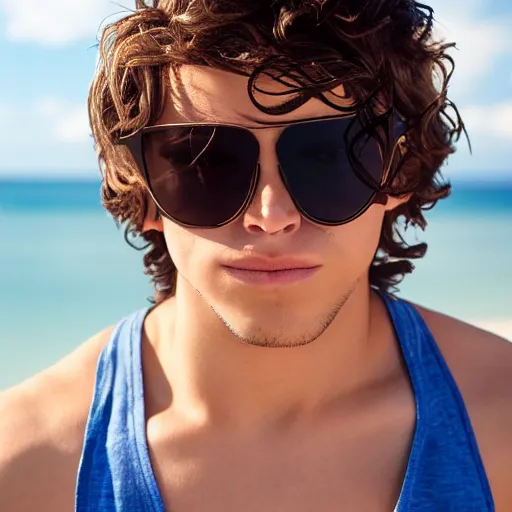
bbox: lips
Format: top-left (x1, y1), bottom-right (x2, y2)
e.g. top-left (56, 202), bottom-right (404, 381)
top-left (223, 256), bottom-right (320, 272)
top-left (221, 256), bottom-right (321, 285)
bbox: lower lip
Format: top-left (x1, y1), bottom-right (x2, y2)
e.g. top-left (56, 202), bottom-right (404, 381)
top-left (222, 266), bottom-right (321, 285)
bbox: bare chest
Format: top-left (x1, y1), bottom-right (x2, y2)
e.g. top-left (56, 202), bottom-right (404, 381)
top-left (146, 414), bottom-right (414, 512)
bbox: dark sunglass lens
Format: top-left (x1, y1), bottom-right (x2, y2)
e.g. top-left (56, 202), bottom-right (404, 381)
top-left (276, 117), bottom-right (383, 224)
top-left (142, 126), bottom-right (259, 227)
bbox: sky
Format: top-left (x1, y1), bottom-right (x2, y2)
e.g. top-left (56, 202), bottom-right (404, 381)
top-left (0, 0), bottom-right (511, 181)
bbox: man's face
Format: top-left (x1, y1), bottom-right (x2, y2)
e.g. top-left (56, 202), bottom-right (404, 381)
top-left (155, 65), bottom-right (396, 348)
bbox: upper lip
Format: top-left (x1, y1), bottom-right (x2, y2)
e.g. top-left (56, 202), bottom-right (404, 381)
top-left (222, 256), bottom-right (321, 272)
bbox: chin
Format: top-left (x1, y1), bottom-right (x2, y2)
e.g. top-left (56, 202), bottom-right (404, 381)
top-left (211, 302), bottom-right (339, 349)
top-left (227, 322), bottom-right (321, 349)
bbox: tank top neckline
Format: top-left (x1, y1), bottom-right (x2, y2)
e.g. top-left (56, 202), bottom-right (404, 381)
top-left (118, 291), bottom-right (492, 512)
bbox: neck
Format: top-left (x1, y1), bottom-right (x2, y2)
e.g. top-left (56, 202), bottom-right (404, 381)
top-left (145, 279), bottom-right (396, 430)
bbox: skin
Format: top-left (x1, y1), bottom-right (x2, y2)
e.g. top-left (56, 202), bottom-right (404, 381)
top-left (1, 66), bottom-right (512, 511)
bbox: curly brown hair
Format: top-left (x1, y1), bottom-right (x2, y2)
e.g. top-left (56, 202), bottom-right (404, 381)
top-left (89, 0), bottom-right (466, 305)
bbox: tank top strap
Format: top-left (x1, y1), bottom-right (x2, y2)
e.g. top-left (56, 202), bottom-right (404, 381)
top-left (380, 292), bottom-right (495, 511)
top-left (75, 307), bottom-right (164, 512)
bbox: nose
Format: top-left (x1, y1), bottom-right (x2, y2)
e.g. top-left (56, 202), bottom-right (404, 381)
top-left (242, 132), bottom-right (302, 236)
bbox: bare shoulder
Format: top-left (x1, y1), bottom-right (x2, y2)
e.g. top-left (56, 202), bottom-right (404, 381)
top-left (415, 304), bottom-right (512, 511)
top-left (0, 326), bottom-right (114, 512)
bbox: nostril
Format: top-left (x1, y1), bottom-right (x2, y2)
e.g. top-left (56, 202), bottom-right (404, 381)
top-left (246, 220), bottom-right (298, 235)
top-left (247, 224), bottom-right (265, 234)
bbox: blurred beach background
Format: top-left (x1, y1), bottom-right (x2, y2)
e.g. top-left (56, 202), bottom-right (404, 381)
top-left (0, 0), bottom-right (511, 390)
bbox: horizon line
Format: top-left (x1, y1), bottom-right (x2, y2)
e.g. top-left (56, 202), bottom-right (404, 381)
top-left (1, 173), bottom-right (510, 185)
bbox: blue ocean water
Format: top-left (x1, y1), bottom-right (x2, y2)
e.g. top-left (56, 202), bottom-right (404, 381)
top-left (0, 179), bottom-right (511, 390)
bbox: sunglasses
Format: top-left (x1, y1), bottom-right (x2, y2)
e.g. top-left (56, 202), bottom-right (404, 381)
top-left (119, 112), bottom-right (405, 228)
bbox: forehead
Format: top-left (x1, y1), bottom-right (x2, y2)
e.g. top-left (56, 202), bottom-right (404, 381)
top-left (159, 65), bottom-right (353, 126)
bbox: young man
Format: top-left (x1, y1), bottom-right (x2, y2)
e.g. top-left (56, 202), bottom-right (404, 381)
top-left (1, 0), bottom-right (511, 510)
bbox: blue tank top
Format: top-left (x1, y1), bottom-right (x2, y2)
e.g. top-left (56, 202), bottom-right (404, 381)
top-left (75, 294), bottom-right (495, 511)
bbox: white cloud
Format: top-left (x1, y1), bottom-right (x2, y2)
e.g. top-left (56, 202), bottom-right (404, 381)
top-left (1, 0), bottom-right (128, 46)
top-left (0, 98), bottom-right (97, 176)
top-left (0, 102), bottom-right (13, 137)
top-left (36, 98), bottom-right (90, 143)
top-left (0, 103), bottom-right (10, 116)
top-left (461, 101), bottom-right (512, 141)
top-left (441, 101), bottom-right (512, 178)
top-left (428, 0), bottom-right (512, 100)
top-left (423, 0), bottom-right (512, 176)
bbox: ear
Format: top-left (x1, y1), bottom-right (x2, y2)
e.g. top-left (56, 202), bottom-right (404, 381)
top-left (383, 193), bottom-right (412, 213)
top-left (142, 198), bottom-right (164, 233)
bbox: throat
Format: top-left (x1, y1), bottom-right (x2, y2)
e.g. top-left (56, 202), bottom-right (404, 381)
top-left (143, 286), bottom-right (399, 429)
top-left (144, 362), bottom-right (416, 512)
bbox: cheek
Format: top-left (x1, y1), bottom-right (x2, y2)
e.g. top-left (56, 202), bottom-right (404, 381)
top-left (162, 221), bottom-right (198, 274)
top-left (161, 220), bottom-right (220, 281)
top-left (330, 205), bottom-right (386, 267)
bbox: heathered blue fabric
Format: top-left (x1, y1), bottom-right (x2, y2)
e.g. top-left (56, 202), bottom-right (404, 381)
top-left (75, 294), bottom-right (495, 511)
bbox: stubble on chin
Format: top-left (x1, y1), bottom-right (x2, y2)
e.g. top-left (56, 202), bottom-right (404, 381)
top-left (208, 283), bottom-right (358, 349)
